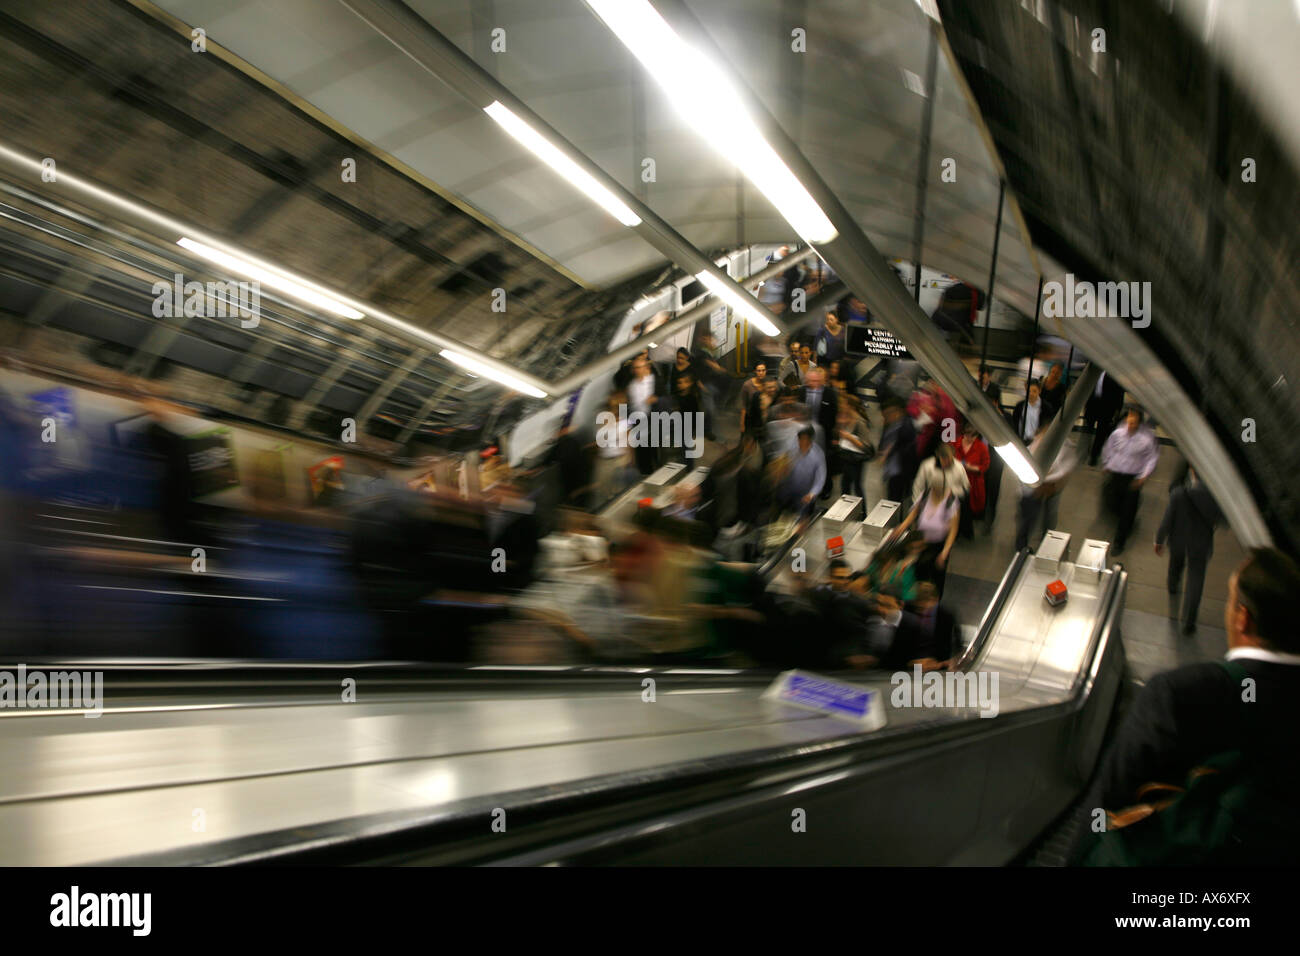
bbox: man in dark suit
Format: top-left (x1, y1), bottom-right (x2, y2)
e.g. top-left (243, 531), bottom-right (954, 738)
top-left (798, 367), bottom-right (839, 499)
top-left (1155, 466), bottom-right (1222, 634)
top-left (1072, 547), bottom-right (1300, 865)
top-left (1009, 380), bottom-right (1057, 444)
top-left (1083, 370), bottom-right (1125, 466)
top-left (898, 581), bottom-right (960, 668)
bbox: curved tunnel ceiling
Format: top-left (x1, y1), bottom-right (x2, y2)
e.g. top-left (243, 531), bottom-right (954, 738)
top-left (143, 0), bottom-right (1041, 312)
top-left (936, 0), bottom-right (1300, 552)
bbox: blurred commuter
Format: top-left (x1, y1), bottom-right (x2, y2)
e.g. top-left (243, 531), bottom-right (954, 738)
top-left (1101, 407), bottom-right (1159, 554)
top-left (951, 421), bottom-right (989, 539)
top-left (593, 391), bottom-right (634, 504)
top-left (813, 308), bottom-right (846, 366)
top-left (538, 507), bottom-right (609, 573)
top-left (313, 461), bottom-right (347, 509)
top-left (717, 432), bottom-right (764, 532)
top-left (840, 294), bottom-right (869, 325)
top-left (978, 366), bottom-right (1003, 413)
top-left (484, 479), bottom-right (540, 590)
top-left (693, 334), bottom-right (726, 441)
top-left (758, 245), bottom-right (795, 314)
top-left (1084, 370), bottom-right (1126, 466)
top-left (1155, 466), bottom-right (1222, 634)
top-left (879, 397), bottom-right (919, 506)
top-left (547, 420), bottom-right (590, 508)
top-left (909, 380), bottom-right (958, 461)
top-left (668, 348), bottom-right (695, 396)
top-left (912, 441), bottom-right (969, 507)
top-left (1010, 380), bottom-right (1053, 443)
top-left (1016, 435), bottom-right (1078, 552)
top-left (778, 339), bottom-right (803, 388)
top-left (1040, 362), bottom-right (1067, 412)
top-left (776, 427), bottom-right (826, 516)
top-left (836, 397), bottom-right (873, 499)
top-left (612, 347), bottom-right (646, 392)
top-left (838, 586), bottom-right (906, 671)
top-left (662, 482), bottom-right (703, 521)
top-left (799, 368), bottom-right (838, 498)
top-left (796, 343), bottom-right (816, 384)
top-left (744, 378), bottom-right (779, 442)
top-left (693, 331), bottom-right (727, 389)
top-left (138, 397), bottom-right (206, 544)
top-left (818, 558), bottom-right (874, 667)
top-left (895, 483), bottom-right (961, 595)
top-left (863, 539), bottom-right (921, 604)
top-left (765, 388), bottom-right (820, 458)
top-left (978, 367), bottom-right (1006, 532)
top-left (898, 582), bottom-right (960, 671)
top-left (801, 257), bottom-right (836, 297)
top-left (1077, 548), bottom-right (1300, 865)
top-left (1016, 347), bottom-right (1056, 387)
top-left (738, 362), bottom-right (768, 430)
top-left (626, 354), bottom-right (663, 475)
top-left (668, 370), bottom-right (705, 463)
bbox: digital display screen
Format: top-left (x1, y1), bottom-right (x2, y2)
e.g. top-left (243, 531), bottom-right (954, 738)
top-left (846, 323), bottom-right (911, 359)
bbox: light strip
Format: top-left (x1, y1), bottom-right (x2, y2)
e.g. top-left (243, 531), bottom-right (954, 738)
top-left (176, 237), bottom-right (364, 320)
top-left (695, 271), bottom-right (779, 337)
top-left (0, 141), bottom-right (550, 400)
top-left (586, 0), bottom-right (837, 244)
top-left (484, 101), bottom-right (642, 227)
top-left (996, 442), bottom-right (1041, 485)
top-left (440, 348), bottom-right (548, 399)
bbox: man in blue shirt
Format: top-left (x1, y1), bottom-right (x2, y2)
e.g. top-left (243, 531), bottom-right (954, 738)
top-left (1101, 406), bottom-right (1160, 554)
top-left (778, 427), bottom-right (826, 515)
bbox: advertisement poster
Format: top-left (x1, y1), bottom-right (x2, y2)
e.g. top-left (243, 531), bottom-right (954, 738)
top-left (185, 427), bottom-right (240, 498)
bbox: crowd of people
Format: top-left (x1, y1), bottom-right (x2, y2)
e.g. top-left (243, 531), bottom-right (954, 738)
top-left (536, 284), bottom-right (1247, 672)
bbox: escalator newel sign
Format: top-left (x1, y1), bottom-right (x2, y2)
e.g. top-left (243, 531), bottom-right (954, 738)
top-left (763, 670), bottom-right (886, 730)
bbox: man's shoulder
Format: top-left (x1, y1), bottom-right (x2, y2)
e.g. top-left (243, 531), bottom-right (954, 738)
top-left (1138, 660), bottom-right (1239, 715)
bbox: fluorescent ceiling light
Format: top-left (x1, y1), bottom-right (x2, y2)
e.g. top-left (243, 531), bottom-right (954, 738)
top-left (586, 0), bottom-right (837, 244)
top-left (996, 442), bottom-right (1041, 485)
top-left (695, 271), bottom-right (779, 337)
top-left (176, 237), bottom-right (363, 320)
top-left (440, 348), bottom-right (549, 399)
top-left (484, 101), bottom-right (642, 227)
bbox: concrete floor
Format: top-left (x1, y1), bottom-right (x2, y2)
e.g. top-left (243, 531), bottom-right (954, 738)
top-left (702, 387), bottom-right (1238, 685)
top-left (854, 428), bottom-right (1239, 684)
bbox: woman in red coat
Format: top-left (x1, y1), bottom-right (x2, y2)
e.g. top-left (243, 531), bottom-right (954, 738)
top-left (951, 420), bottom-right (989, 538)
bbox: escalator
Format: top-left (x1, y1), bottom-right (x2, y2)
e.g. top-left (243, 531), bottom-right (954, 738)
top-left (0, 538), bottom-right (1126, 866)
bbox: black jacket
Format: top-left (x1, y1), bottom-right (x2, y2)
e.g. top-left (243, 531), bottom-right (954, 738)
top-left (1157, 482), bottom-right (1221, 558)
top-left (797, 383), bottom-right (838, 448)
top-left (982, 382), bottom-right (1003, 417)
top-left (1070, 656), bottom-right (1300, 864)
top-left (1084, 372), bottom-right (1125, 423)
top-left (1010, 398), bottom-right (1057, 442)
top-left (891, 605), bottom-right (959, 666)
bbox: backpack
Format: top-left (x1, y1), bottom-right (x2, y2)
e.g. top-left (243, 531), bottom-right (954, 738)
top-left (1082, 660), bottom-right (1300, 865)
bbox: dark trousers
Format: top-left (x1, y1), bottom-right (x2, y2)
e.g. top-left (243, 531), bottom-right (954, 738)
top-left (1087, 414), bottom-right (1118, 465)
top-left (1103, 471), bottom-right (1142, 551)
top-left (982, 453), bottom-right (1004, 529)
top-left (1168, 546), bottom-right (1210, 629)
top-left (841, 454), bottom-right (866, 500)
top-left (959, 497), bottom-right (980, 539)
top-left (820, 445), bottom-right (836, 498)
top-left (635, 443), bottom-right (660, 476)
top-left (885, 471), bottom-right (912, 510)
top-left (1015, 489), bottom-right (1061, 552)
top-left (917, 542), bottom-right (949, 596)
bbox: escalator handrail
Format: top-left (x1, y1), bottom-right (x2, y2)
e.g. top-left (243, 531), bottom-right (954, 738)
top-left (954, 547), bottom-right (1030, 671)
top-left (756, 507), bottom-right (826, 578)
